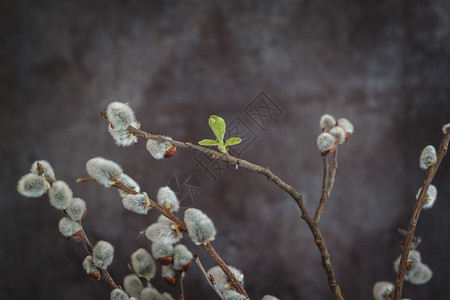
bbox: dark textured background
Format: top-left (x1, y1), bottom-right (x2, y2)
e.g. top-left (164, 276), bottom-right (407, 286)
top-left (1, 1), bottom-right (450, 299)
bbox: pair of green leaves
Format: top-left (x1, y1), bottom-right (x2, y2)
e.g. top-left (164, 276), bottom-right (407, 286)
top-left (198, 115), bottom-right (241, 154)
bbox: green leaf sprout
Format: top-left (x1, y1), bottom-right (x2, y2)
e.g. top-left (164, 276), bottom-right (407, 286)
top-left (198, 115), bottom-right (241, 154)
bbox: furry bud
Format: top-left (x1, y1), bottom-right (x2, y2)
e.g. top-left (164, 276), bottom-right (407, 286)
top-left (372, 281), bottom-right (394, 300)
top-left (118, 173), bottom-right (141, 197)
top-left (173, 244), bottom-right (193, 271)
top-left (108, 122), bottom-right (140, 147)
top-left (162, 265), bottom-right (177, 286)
top-left (145, 221), bottom-right (182, 245)
top-left (157, 186), bottom-right (180, 212)
top-left (122, 193), bottom-right (151, 215)
top-left (419, 145), bottom-right (437, 170)
top-left (140, 287), bottom-right (164, 300)
top-left (48, 180), bottom-right (73, 209)
top-left (93, 240), bottom-right (114, 269)
top-left (162, 292), bottom-right (175, 300)
top-left (317, 132), bottom-right (337, 153)
top-left (329, 126), bottom-right (346, 144)
top-left (261, 296), bottom-right (280, 300)
top-left (82, 256), bottom-right (101, 280)
top-left (393, 250), bottom-right (422, 280)
top-left (146, 137), bottom-right (174, 160)
top-left (184, 208), bottom-right (217, 245)
top-left (66, 197), bottom-right (87, 221)
top-left (151, 243), bottom-right (174, 265)
top-left (442, 123), bottom-right (450, 134)
top-left (17, 173), bottom-right (47, 198)
top-left (110, 288), bottom-right (129, 300)
top-left (407, 263), bottom-right (433, 285)
top-left (30, 160), bottom-right (55, 183)
top-left (223, 290), bottom-right (246, 300)
top-left (337, 118), bottom-right (354, 135)
top-left (319, 114), bottom-right (336, 131)
top-left (123, 274), bottom-right (144, 299)
top-left (106, 102), bottom-right (137, 129)
top-left (131, 248), bottom-right (156, 280)
top-left (86, 157), bottom-right (123, 187)
top-left (207, 266), bottom-right (244, 293)
top-left (58, 217), bottom-right (82, 240)
top-left (416, 185), bottom-right (438, 209)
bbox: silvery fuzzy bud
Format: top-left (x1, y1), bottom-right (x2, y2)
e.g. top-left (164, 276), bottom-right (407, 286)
top-left (86, 157), bottom-right (123, 187)
top-left (184, 208), bottom-right (217, 245)
top-left (30, 160), bottom-right (55, 183)
top-left (329, 126), bottom-right (346, 144)
top-left (58, 217), bottom-right (83, 240)
top-left (407, 263), bottom-right (433, 285)
top-left (419, 145), bottom-right (437, 170)
top-left (123, 274), bottom-right (144, 299)
top-left (223, 290), bottom-right (246, 300)
top-left (82, 255), bottom-right (101, 280)
top-left (145, 221), bottom-right (182, 245)
top-left (162, 292), bottom-right (175, 300)
top-left (173, 244), bottom-right (193, 272)
top-left (442, 123), bottom-right (450, 134)
top-left (118, 173), bottom-right (141, 198)
top-left (416, 185), bottom-right (438, 209)
top-left (140, 287), bottom-right (164, 300)
top-left (17, 173), bottom-right (47, 198)
top-left (110, 288), bottom-right (129, 300)
top-left (106, 102), bottom-right (137, 130)
top-left (108, 122), bottom-right (139, 147)
top-left (92, 240), bottom-right (114, 269)
top-left (207, 266), bottom-right (244, 293)
top-left (372, 281), bottom-right (394, 300)
top-left (317, 132), bottom-right (337, 153)
top-left (261, 296), bottom-right (280, 300)
top-left (152, 243), bottom-right (174, 265)
top-left (66, 197), bottom-right (87, 221)
top-left (122, 193), bottom-right (151, 215)
top-left (131, 248), bottom-right (156, 280)
top-left (157, 186), bottom-right (180, 212)
top-left (162, 265), bottom-right (178, 286)
top-left (146, 137), bottom-right (175, 160)
top-left (319, 114), bottom-right (336, 131)
top-left (337, 118), bottom-right (354, 135)
top-left (48, 180), bottom-right (73, 210)
top-left (393, 250), bottom-right (422, 280)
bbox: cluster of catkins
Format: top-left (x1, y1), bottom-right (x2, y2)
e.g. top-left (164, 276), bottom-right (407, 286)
top-left (371, 123), bottom-right (450, 299)
top-left (317, 114), bottom-right (354, 153)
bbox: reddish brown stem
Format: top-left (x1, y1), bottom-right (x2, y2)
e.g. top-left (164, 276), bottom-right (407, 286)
top-left (176, 270), bottom-right (185, 300)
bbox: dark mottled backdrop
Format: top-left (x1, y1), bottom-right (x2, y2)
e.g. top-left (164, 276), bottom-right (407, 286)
top-left (1, 1), bottom-right (450, 299)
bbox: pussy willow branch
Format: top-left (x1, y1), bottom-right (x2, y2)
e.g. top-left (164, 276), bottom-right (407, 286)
top-left (127, 125), bottom-right (344, 299)
top-left (78, 176), bottom-right (249, 298)
top-left (393, 131), bottom-right (450, 300)
top-left (315, 149), bottom-right (339, 223)
top-left (176, 270), bottom-right (185, 300)
top-left (193, 254), bottom-right (226, 300)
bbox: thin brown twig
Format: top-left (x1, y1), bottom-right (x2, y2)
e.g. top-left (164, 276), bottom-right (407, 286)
top-left (393, 131), bottom-right (450, 300)
top-left (176, 270), bottom-right (185, 300)
top-left (127, 125), bottom-right (344, 299)
top-left (193, 254), bottom-right (226, 300)
top-left (327, 148), bottom-right (339, 198)
top-left (314, 153), bottom-right (329, 222)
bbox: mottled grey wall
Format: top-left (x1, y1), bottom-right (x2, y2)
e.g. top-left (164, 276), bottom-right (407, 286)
top-left (1, 1), bottom-right (450, 299)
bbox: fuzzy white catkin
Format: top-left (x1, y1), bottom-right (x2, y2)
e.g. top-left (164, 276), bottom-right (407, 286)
top-left (416, 185), bottom-right (438, 209)
top-left (123, 274), bottom-right (144, 299)
top-left (145, 222), bottom-right (182, 245)
top-left (207, 266), bottom-right (244, 293)
top-left (151, 243), bottom-right (174, 259)
top-left (131, 248), bottom-right (156, 280)
top-left (58, 217), bottom-right (82, 237)
top-left (223, 290), bottom-right (246, 300)
top-left (146, 137), bottom-right (173, 160)
top-left (337, 118), bottom-right (354, 134)
top-left (66, 197), bottom-right (86, 221)
top-left (442, 123), bottom-right (450, 134)
top-left (122, 193), bottom-right (151, 215)
top-left (317, 132), bottom-right (336, 152)
top-left (261, 296), bottom-right (280, 300)
top-left (86, 157), bottom-right (123, 187)
top-left (184, 208), bottom-right (217, 245)
top-left (393, 250), bottom-right (422, 280)
top-left (157, 186), bottom-right (180, 212)
top-left (329, 126), bottom-right (346, 144)
top-left (82, 256), bottom-right (100, 276)
top-left (108, 122), bottom-right (139, 147)
top-left (419, 145), bottom-right (437, 170)
top-left (92, 240), bottom-right (114, 269)
top-left (110, 288), bottom-right (129, 300)
top-left (162, 292), bottom-right (175, 300)
top-left (17, 173), bottom-right (47, 198)
top-left (319, 114), bottom-right (336, 131)
top-left (30, 160), bottom-right (55, 183)
top-left (162, 264), bottom-right (176, 279)
top-left (48, 180), bottom-right (73, 209)
top-left (140, 287), bottom-right (164, 300)
top-left (407, 263), bottom-right (433, 285)
top-left (106, 102), bottom-right (137, 129)
top-left (173, 244), bottom-right (193, 271)
top-left (118, 173), bottom-right (140, 198)
top-left (372, 281), bottom-right (394, 300)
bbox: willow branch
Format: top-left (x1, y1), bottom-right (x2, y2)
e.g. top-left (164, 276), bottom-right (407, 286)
top-left (193, 254), bottom-right (226, 300)
top-left (127, 125), bottom-right (344, 299)
top-left (314, 153), bottom-right (329, 222)
top-left (176, 270), bottom-right (185, 300)
top-left (393, 131), bottom-right (450, 300)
